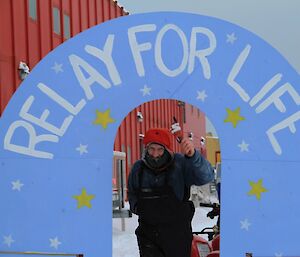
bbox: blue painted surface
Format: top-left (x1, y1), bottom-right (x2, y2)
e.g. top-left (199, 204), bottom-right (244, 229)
top-left (0, 12), bottom-right (299, 257)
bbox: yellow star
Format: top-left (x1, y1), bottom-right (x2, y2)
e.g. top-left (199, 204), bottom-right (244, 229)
top-left (248, 179), bottom-right (268, 200)
top-left (93, 109), bottom-right (115, 129)
top-left (224, 107), bottom-right (245, 128)
top-left (73, 188), bottom-right (95, 209)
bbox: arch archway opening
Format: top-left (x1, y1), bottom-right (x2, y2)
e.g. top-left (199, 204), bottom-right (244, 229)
top-left (112, 98), bottom-right (221, 257)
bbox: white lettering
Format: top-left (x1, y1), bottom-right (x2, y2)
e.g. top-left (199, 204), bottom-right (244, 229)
top-left (249, 73), bottom-right (282, 107)
top-left (85, 34), bottom-right (122, 86)
top-left (128, 24), bottom-right (156, 77)
top-left (188, 27), bottom-right (216, 79)
top-left (37, 83), bottom-right (86, 115)
top-left (227, 45), bottom-right (252, 102)
top-left (155, 24), bottom-right (188, 77)
top-left (267, 111), bottom-right (300, 155)
top-left (256, 82), bottom-right (300, 113)
top-left (69, 54), bottom-right (111, 100)
top-left (4, 120), bottom-right (58, 159)
top-left (19, 96), bottom-right (73, 136)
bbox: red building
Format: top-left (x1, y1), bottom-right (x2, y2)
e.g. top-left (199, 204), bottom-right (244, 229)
top-left (0, 0), bottom-right (128, 115)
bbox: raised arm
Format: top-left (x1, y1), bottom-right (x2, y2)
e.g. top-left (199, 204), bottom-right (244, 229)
top-left (180, 138), bottom-right (214, 187)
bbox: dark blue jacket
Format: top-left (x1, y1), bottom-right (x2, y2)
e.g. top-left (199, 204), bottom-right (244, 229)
top-left (128, 150), bottom-right (214, 214)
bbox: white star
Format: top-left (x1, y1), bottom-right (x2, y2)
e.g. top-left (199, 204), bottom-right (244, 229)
top-left (240, 218), bottom-right (251, 231)
top-left (226, 33), bottom-right (237, 44)
top-left (275, 253), bottom-right (283, 257)
top-left (3, 235), bottom-right (15, 247)
top-left (49, 237), bottom-right (62, 249)
top-left (51, 62), bottom-right (63, 73)
top-left (76, 144), bottom-right (88, 155)
top-left (11, 180), bottom-right (24, 191)
top-left (140, 85), bottom-right (151, 96)
top-left (238, 140), bottom-right (249, 152)
top-left (196, 90), bottom-right (208, 102)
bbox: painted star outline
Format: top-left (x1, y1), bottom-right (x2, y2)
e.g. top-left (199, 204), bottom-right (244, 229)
top-left (224, 107), bottom-right (245, 128)
top-left (3, 235), bottom-right (15, 247)
top-left (51, 62), bottom-right (63, 73)
top-left (248, 179), bottom-right (268, 200)
top-left (73, 188), bottom-right (95, 209)
top-left (240, 218), bottom-right (251, 231)
top-left (76, 144), bottom-right (88, 155)
top-left (140, 85), bottom-right (151, 96)
top-left (49, 236), bottom-right (62, 249)
top-left (238, 140), bottom-right (249, 152)
top-left (93, 109), bottom-right (115, 129)
top-left (196, 90), bottom-right (208, 102)
top-left (11, 180), bottom-right (24, 191)
top-left (226, 32), bottom-right (237, 44)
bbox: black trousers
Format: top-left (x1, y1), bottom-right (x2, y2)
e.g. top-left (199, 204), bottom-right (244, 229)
top-left (134, 182), bottom-right (195, 257)
top-left (135, 222), bottom-right (193, 257)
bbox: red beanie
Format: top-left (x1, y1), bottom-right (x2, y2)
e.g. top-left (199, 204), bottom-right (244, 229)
top-left (143, 128), bottom-right (173, 151)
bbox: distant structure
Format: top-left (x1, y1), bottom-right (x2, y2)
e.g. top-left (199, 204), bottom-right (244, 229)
top-left (206, 132), bottom-right (221, 167)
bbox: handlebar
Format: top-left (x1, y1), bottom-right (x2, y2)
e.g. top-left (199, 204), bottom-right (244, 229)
top-left (199, 202), bottom-right (220, 219)
top-left (199, 202), bottom-right (219, 208)
top-left (200, 203), bottom-right (212, 208)
top-left (193, 227), bottom-right (217, 241)
top-left (193, 203), bottom-right (220, 241)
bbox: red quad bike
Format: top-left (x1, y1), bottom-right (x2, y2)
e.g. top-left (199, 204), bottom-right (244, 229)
top-left (191, 202), bottom-right (220, 257)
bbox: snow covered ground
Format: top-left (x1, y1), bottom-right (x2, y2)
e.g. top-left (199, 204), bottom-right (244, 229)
top-left (112, 202), bottom-right (219, 257)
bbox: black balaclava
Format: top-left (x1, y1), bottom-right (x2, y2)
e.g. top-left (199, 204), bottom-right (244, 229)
top-left (142, 144), bottom-right (174, 172)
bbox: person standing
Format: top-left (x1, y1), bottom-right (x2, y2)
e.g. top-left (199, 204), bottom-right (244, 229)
top-left (128, 128), bottom-right (214, 257)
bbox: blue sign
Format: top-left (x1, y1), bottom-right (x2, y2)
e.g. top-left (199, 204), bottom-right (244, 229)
top-left (0, 12), bottom-right (299, 257)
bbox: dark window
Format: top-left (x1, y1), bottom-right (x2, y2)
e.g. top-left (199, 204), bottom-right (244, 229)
top-left (63, 14), bottom-right (71, 39)
top-left (53, 7), bottom-right (61, 35)
top-left (29, 0), bottom-right (37, 20)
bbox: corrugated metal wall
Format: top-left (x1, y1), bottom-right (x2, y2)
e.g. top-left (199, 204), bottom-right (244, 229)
top-left (0, 0), bottom-right (127, 115)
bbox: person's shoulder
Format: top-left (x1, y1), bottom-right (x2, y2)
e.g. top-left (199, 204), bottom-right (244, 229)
top-left (173, 153), bottom-right (185, 164)
top-left (174, 152), bottom-right (183, 160)
top-left (173, 150), bottom-right (201, 162)
top-left (131, 159), bottom-right (144, 173)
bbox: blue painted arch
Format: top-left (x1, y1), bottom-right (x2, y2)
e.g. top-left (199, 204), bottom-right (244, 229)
top-left (0, 12), bottom-right (300, 257)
